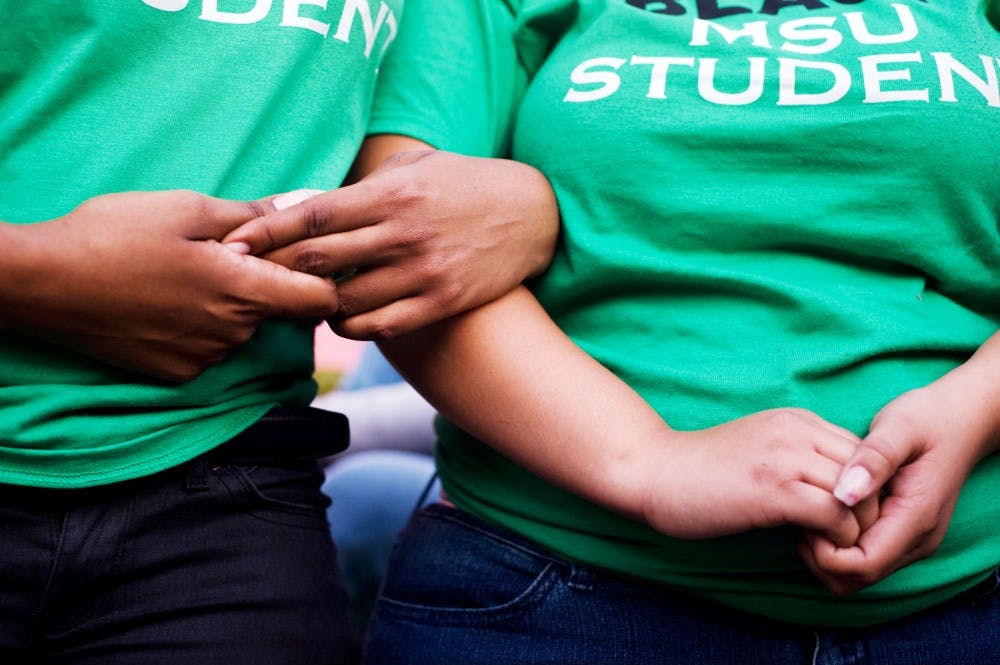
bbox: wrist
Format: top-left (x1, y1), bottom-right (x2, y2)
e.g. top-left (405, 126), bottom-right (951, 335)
top-left (924, 362), bottom-right (1000, 461)
top-left (627, 429), bottom-right (694, 534)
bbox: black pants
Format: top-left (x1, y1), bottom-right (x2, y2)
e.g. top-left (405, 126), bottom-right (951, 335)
top-left (0, 407), bottom-right (354, 665)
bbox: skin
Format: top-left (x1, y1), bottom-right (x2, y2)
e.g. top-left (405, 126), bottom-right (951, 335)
top-left (223, 142), bottom-right (996, 593)
top-left (224, 137), bottom-right (560, 341)
top-left (0, 190), bottom-right (338, 382)
top-left (1, 136), bottom-right (559, 383)
top-left (375, 287), bottom-right (993, 592)
top-left (375, 287), bottom-right (874, 548)
top-left (804, 331), bottom-right (1000, 594)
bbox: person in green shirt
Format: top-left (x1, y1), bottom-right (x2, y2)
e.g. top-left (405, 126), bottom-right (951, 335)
top-left (0, 1), bottom-right (558, 663)
top-left (244, 1), bottom-right (1000, 662)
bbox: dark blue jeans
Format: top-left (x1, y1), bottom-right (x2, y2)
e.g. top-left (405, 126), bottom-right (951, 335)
top-left (0, 409), bottom-right (355, 665)
top-left (364, 503), bottom-right (1000, 665)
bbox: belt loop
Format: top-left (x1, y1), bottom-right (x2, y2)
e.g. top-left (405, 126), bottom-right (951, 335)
top-left (186, 457), bottom-right (211, 492)
top-left (567, 565), bottom-right (596, 592)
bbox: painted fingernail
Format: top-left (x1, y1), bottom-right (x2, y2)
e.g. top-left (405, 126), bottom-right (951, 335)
top-left (272, 188), bottom-right (324, 211)
top-left (223, 241), bottom-right (251, 255)
top-left (834, 466), bottom-right (872, 507)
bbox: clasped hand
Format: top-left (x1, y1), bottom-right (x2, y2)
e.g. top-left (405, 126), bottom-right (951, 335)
top-left (223, 149), bottom-right (559, 340)
top-left (11, 150), bottom-right (557, 383)
top-left (8, 191), bottom-right (339, 382)
top-left (800, 364), bottom-right (999, 594)
top-left (645, 359), bottom-right (997, 596)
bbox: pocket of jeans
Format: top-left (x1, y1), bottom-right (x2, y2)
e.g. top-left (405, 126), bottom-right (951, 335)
top-left (373, 505), bottom-right (562, 624)
top-left (214, 460), bottom-right (331, 530)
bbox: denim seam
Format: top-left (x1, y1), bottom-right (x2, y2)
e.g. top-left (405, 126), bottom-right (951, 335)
top-left (58, 496), bottom-right (137, 634)
top-left (222, 466), bottom-right (327, 515)
top-left (375, 561), bottom-right (560, 624)
top-left (237, 467), bottom-right (325, 513)
top-left (214, 466), bottom-right (329, 532)
top-left (32, 510), bottom-right (68, 620)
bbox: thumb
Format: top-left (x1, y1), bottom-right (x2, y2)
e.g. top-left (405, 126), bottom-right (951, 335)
top-left (173, 191), bottom-right (276, 241)
top-left (833, 430), bottom-right (909, 507)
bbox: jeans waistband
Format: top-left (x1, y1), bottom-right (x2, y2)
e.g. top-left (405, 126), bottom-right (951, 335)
top-left (206, 405), bottom-right (349, 463)
top-left (962, 567), bottom-right (1000, 606)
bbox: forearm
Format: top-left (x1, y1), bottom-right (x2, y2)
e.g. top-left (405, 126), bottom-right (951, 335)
top-left (935, 329), bottom-right (1000, 459)
top-left (378, 286), bottom-right (674, 523)
top-left (0, 220), bottom-right (55, 331)
top-left (0, 222), bottom-right (24, 329)
top-left (381, 287), bottom-right (869, 544)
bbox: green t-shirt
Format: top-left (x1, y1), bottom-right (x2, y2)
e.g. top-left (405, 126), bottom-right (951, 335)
top-left (437, 0), bottom-right (1000, 627)
top-left (0, 0), bottom-right (516, 488)
top-left (367, 0), bottom-right (525, 156)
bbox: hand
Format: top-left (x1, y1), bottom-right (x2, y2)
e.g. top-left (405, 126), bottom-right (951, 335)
top-left (4, 191), bottom-right (339, 382)
top-left (222, 149), bottom-right (560, 340)
top-left (371, 290), bottom-right (872, 547)
top-left (640, 409), bottom-right (873, 547)
top-left (800, 360), bottom-right (1000, 594)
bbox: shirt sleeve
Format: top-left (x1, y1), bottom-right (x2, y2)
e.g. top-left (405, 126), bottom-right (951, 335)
top-left (367, 0), bottom-right (526, 157)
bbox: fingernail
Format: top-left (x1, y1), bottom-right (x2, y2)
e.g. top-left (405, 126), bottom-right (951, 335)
top-left (834, 466), bottom-right (872, 507)
top-left (272, 188), bottom-right (324, 211)
top-left (223, 241), bottom-right (251, 255)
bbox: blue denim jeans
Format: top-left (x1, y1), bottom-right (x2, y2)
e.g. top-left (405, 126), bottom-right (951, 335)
top-left (0, 408), bottom-right (355, 665)
top-left (364, 503), bottom-right (1000, 665)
